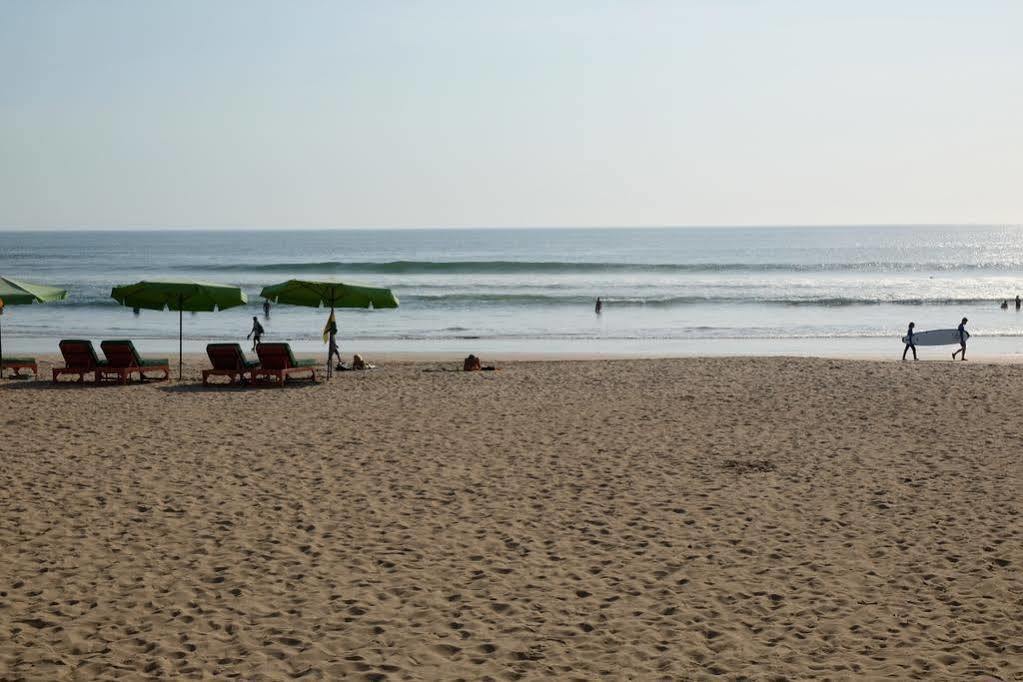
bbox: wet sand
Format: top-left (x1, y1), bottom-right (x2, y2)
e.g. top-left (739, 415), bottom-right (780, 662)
top-left (1, 356), bottom-right (1020, 679)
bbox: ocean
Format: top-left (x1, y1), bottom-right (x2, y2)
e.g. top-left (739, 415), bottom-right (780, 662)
top-left (3, 225), bottom-right (1023, 358)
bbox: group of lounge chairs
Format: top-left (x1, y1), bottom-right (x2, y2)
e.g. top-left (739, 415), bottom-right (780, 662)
top-left (1, 340), bottom-right (318, 387)
top-left (51, 340), bottom-right (171, 384)
top-left (202, 342), bottom-right (317, 386)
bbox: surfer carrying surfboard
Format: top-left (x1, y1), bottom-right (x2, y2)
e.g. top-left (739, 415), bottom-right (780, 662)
top-left (952, 318), bottom-right (969, 361)
top-left (902, 322), bottom-right (917, 361)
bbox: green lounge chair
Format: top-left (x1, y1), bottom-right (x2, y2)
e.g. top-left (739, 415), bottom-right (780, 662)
top-left (52, 340), bottom-right (106, 383)
top-left (2, 356), bottom-right (38, 379)
top-left (203, 343), bottom-right (259, 385)
top-left (254, 342), bottom-right (317, 387)
top-left (99, 339), bottom-right (170, 384)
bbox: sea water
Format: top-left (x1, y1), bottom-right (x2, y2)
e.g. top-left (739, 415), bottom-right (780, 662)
top-left (3, 226), bottom-right (1023, 358)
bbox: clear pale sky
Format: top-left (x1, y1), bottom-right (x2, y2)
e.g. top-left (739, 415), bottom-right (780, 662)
top-left (2, 1), bottom-right (1021, 229)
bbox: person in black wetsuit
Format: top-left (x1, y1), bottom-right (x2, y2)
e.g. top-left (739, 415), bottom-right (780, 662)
top-left (326, 316), bottom-right (341, 368)
top-left (902, 322), bottom-right (917, 361)
top-left (247, 316), bottom-right (264, 351)
top-left (951, 317), bottom-right (968, 361)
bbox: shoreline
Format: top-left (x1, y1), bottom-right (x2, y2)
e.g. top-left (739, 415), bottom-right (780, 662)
top-left (10, 350), bottom-right (1023, 371)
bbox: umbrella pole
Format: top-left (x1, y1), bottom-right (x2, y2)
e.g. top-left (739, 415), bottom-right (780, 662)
top-left (179, 295), bottom-right (183, 381)
top-left (0, 314), bottom-right (4, 379)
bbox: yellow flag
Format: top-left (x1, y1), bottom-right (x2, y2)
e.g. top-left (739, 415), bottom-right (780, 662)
top-left (322, 310), bottom-right (336, 344)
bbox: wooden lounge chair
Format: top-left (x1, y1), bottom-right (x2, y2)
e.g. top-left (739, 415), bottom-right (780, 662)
top-left (52, 340), bottom-right (107, 383)
top-left (2, 356), bottom-right (38, 379)
top-left (202, 343), bottom-right (259, 385)
top-left (254, 343), bottom-right (317, 387)
top-left (98, 339), bottom-right (170, 384)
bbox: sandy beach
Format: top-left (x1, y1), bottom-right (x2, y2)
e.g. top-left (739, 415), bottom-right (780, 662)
top-left (1, 356), bottom-right (1020, 680)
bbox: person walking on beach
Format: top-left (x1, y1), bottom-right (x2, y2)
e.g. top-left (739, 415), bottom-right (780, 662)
top-left (902, 322), bottom-right (917, 361)
top-left (263, 298), bottom-right (271, 318)
top-left (247, 316), bottom-right (264, 351)
top-left (595, 297), bottom-right (603, 314)
top-left (952, 317), bottom-right (968, 361)
top-left (328, 329), bottom-right (341, 367)
top-left (324, 310), bottom-right (341, 368)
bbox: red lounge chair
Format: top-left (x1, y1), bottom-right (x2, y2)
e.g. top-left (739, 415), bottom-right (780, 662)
top-left (99, 339), bottom-right (170, 384)
top-left (52, 340), bottom-right (106, 383)
top-left (202, 343), bottom-right (259, 385)
top-left (254, 343), bottom-right (317, 387)
top-left (2, 357), bottom-right (38, 379)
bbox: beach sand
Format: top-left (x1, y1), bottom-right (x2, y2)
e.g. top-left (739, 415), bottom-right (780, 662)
top-left (1, 356), bottom-right (1020, 680)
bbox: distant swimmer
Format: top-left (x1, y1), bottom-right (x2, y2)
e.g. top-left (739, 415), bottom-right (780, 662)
top-left (1016, 295), bottom-right (1020, 310)
top-left (1001, 300), bottom-right (1009, 310)
top-left (595, 297), bottom-right (603, 314)
top-left (952, 317), bottom-right (968, 361)
top-left (902, 322), bottom-right (917, 361)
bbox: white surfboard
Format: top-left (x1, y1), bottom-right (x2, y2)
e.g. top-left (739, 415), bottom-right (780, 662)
top-left (902, 329), bottom-right (970, 346)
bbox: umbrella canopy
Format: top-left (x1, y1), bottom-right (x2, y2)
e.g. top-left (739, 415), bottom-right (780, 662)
top-left (259, 279), bottom-right (399, 310)
top-left (0, 277), bottom-right (68, 376)
top-left (0, 277), bottom-right (68, 306)
top-left (110, 279), bottom-right (247, 379)
top-left (260, 279), bottom-right (397, 379)
top-left (111, 279), bottom-right (247, 312)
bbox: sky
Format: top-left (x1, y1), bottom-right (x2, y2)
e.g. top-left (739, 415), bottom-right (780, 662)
top-left (2, 1), bottom-right (1022, 229)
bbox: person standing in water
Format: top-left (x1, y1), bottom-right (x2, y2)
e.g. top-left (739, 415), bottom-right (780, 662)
top-left (902, 322), bottom-right (917, 361)
top-left (263, 298), bottom-right (271, 318)
top-left (952, 317), bottom-right (968, 361)
top-left (247, 316), bottom-right (264, 351)
top-left (595, 297), bottom-right (603, 314)
top-left (1016, 295), bottom-right (1020, 310)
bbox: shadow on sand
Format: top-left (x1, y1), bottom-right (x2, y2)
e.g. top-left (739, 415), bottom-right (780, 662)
top-left (3, 377), bottom-right (321, 393)
top-left (157, 380), bottom-right (320, 394)
top-left (0, 378), bottom-right (155, 391)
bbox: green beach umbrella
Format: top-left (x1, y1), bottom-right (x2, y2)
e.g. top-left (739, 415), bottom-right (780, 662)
top-left (259, 279), bottom-right (399, 310)
top-left (259, 279), bottom-right (398, 378)
top-left (0, 277), bottom-right (68, 376)
top-left (111, 279), bottom-right (247, 380)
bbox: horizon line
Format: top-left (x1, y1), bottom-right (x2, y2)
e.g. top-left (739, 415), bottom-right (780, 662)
top-left (1, 223), bottom-right (1021, 233)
